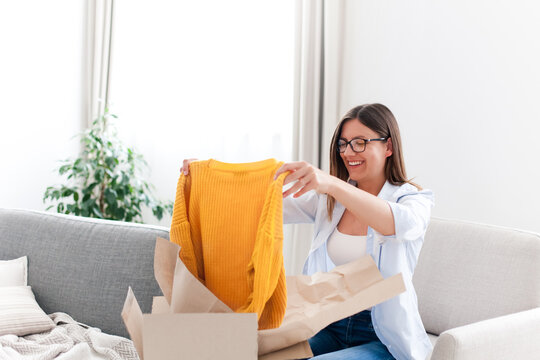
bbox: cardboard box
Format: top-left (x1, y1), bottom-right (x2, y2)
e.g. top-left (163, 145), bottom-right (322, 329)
top-left (122, 237), bottom-right (405, 359)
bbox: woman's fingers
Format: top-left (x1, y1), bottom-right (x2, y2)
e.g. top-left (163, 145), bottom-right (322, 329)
top-left (274, 161), bottom-right (310, 181)
top-left (292, 177), bottom-right (314, 198)
top-left (181, 158), bottom-right (198, 175)
top-left (274, 162), bottom-right (297, 180)
top-left (282, 169), bottom-right (317, 198)
top-left (282, 178), bottom-right (306, 198)
top-left (283, 166), bottom-right (311, 186)
top-left (274, 161), bottom-right (323, 198)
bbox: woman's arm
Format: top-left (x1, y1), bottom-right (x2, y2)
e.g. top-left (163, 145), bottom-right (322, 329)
top-left (275, 161), bottom-right (395, 236)
top-left (327, 179), bottom-right (395, 236)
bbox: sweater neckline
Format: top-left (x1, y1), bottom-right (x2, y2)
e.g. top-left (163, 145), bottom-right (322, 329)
top-left (207, 158), bottom-right (277, 172)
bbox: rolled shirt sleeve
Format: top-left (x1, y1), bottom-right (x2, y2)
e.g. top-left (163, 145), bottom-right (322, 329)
top-left (386, 189), bottom-right (434, 243)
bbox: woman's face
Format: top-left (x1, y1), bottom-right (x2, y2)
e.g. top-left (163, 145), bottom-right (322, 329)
top-left (339, 119), bottom-right (393, 186)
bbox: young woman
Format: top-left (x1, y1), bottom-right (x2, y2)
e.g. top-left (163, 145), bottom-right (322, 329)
top-left (180, 103), bottom-right (433, 360)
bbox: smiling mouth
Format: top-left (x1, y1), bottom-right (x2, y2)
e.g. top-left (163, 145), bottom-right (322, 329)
top-left (348, 161), bottom-right (365, 166)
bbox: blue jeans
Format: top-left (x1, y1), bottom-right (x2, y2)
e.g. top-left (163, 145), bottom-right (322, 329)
top-left (305, 310), bottom-right (395, 360)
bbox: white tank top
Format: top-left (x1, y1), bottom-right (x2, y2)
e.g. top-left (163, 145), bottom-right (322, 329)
top-left (327, 227), bottom-right (367, 266)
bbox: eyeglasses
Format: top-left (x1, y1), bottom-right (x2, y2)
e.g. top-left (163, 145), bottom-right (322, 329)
top-left (337, 137), bottom-right (388, 153)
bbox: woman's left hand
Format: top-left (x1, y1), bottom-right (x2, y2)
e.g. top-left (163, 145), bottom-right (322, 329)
top-left (274, 161), bottom-right (336, 198)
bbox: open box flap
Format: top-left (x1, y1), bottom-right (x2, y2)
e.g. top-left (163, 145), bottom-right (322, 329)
top-left (121, 287), bottom-right (144, 359)
top-left (153, 237), bottom-right (179, 305)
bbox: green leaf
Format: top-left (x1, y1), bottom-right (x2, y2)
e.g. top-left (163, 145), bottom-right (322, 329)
top-left (61, 188), bottom-right (73, 197)
top-left (59, 164), bottom-right (71, 175)
top-left (94, 168), bottom-right (105, 182)
top-left (114, 207), bottom-right (125, 219)
top-left (105, 156), bottom-right (115, 168)
top-left (153, 206), bottom-right (163, 220)
top-left (92, 206), bottom-right (103, 218)
top-left (104, 188), bottom-right (118, 205)
top-left (84, 182), bottom-right (99, 194)
top-left (121, 173), bottom-right (130, 185)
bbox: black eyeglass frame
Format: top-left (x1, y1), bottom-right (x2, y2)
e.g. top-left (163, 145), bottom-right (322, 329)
top-left (337, 137), bottom-right (388, 153)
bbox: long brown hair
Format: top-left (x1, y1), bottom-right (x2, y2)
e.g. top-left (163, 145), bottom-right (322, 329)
top-left (327, 103), bottom-right (421, 219)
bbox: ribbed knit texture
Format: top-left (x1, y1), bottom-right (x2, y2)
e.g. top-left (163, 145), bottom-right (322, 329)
top-left (169, 158), bottom-right (288, 330)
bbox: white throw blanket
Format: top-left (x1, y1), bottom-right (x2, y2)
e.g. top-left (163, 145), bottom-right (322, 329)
top-left (0, 313), bottom-right (139, 360)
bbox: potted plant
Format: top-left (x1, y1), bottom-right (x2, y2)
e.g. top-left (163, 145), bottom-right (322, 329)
top-left (43, 107), bottom-right (173, 223)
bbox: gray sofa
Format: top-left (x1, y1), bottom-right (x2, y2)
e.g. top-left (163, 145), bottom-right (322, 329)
top-left (0, 208), bottom-right (168, 338)
top-left (1, 208), bottom-right (539, 359)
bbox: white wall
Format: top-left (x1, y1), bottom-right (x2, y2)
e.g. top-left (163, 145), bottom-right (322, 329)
top-left (334, 0), bottom-right (540, 232)
top-left (0, 1), bottom-right (86, 211)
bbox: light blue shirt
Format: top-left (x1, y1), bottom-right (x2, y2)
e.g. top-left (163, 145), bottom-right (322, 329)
top-left (283, 180), bottom-right (434, 360)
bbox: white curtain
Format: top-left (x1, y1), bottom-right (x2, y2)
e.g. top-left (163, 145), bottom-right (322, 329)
top-left (283, 0), bottom-right (345, 275)
top-left (85, 0), bottom-right (114, 127)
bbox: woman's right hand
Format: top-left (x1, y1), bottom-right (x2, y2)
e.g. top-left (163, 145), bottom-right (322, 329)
top-left (180, 158), bottom-right (198, 175)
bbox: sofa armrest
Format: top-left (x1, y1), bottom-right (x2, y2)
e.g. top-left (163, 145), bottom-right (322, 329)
top-left (430, 307), bottom-right (540, 360)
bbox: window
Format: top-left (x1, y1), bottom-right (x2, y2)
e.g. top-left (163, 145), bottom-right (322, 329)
top-left (110, 0), bottom-right (294, 162)
top-left (109, 1), bottom-right (294, 224)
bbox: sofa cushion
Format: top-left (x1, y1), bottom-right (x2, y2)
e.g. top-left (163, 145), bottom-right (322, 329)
top-left (0, 208), bottom-right (169, 338)
top-left (0, 256), bottom-right (27, 286)
top-left (413, 217), bottom-right (540, 335)
top-left (0, 286), bottom-right (55, 336)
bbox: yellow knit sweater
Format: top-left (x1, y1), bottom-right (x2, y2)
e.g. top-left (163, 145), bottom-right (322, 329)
top-left (170, 158), bottom-right (288, 330)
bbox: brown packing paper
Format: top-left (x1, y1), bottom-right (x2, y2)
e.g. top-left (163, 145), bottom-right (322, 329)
top-left (122, 237), bottom-right (405, 359)
top-left (258, 341), bottom-right (313, 360)
top-left (258, 273), bottom-right (405, 355)
top-left (170, 254), bottom-right (233, 314)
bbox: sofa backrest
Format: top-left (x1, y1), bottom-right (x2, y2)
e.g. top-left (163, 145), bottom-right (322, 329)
top-left (413, 217), bottom-right (540, 335)
top-left (0, 208), bottom-right (168, 338)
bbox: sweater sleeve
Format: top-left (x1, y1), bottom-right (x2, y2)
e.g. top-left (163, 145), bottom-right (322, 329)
top-left (169, 173), bottom-right (204, 283)
top-left (237, 170), bottom-right (288, 328)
